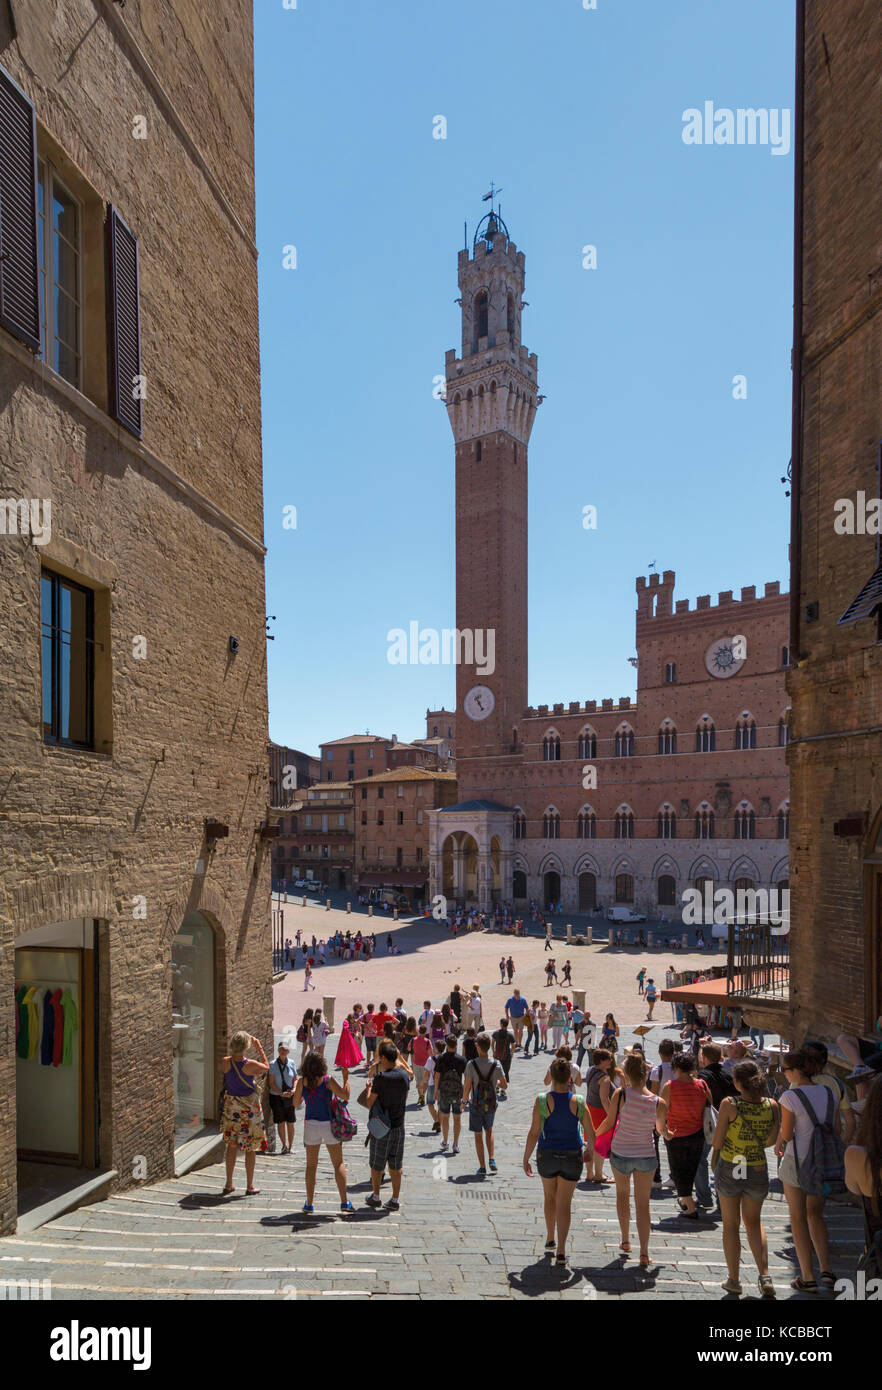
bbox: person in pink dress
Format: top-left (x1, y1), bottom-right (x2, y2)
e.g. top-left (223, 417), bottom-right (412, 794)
top-left (335, 1015), bottom-right (364, 1085)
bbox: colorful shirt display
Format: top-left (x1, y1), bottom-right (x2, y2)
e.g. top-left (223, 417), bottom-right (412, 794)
top-left (14, 982), bottom-right (78, 1066)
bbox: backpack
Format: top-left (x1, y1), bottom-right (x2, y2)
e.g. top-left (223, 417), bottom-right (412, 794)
top-left (791, 1088), bottom-right (846, 1197)
top-left (328, 1092), bottom-right (357, 1142)
top-left (538, 1091), bottom-right (585, 1140)
top-left (470, 1059), bottom-right (499, 1115)
top-left (296, 1024), bottom-right (307, 1043)
top-left (438, 1056), bottom-right (464, 1105)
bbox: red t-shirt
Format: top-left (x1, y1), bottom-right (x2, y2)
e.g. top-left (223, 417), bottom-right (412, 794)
top-left (372, 1012), bottom-right (396, 1034)
top-left (412, 1035), bottom-right (432, 1066)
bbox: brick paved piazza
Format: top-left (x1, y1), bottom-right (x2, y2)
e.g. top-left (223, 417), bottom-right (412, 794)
top-left (0, 901), bottom-right (865, 1301)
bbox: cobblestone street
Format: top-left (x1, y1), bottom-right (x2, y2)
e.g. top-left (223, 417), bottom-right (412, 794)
top-left (2, 1021), bottom-right (865, 1301)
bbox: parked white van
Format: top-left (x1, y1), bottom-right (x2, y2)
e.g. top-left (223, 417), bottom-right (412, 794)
top-left (606, 905), bottom-right (647, 924)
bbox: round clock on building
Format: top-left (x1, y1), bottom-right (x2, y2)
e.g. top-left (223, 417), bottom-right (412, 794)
top-left (463, 685), bottom-right (495, 721)
top-left (705, 636), bottom-right (747, 679)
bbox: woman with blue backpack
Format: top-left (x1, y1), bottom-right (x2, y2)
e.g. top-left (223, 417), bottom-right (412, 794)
top-left (522, 1055), bottom-right (595, 1266)
top-left (293, 1051), bottom-right (355, 1214)
top-left (775, 1049), bottom-right (844, 1292)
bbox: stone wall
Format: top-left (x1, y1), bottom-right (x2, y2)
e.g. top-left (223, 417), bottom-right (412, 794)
top-left (0, 1), bottom-right (271, 1231)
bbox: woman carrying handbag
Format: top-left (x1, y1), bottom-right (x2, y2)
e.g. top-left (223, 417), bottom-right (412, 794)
top-left (219, 1030), bottom-right (270, 1196)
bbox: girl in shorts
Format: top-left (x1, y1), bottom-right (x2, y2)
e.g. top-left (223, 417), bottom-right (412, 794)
top-left (597, 1052), bottom-right (659, 1265)
top-left (522, 1056), bottom-right (595, 1267)
top-left (712, 1060), bottom-right (780, 1298)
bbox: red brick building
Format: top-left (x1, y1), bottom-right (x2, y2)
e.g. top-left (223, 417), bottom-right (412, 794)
top-left (319, 733), bottom-right (434, 783)
top-left (787, 0), bottom-right (882, 1044)
top-left (353, 768), bottom-right (457, 901)
top-left (428, 209), bottom-right (790, 918)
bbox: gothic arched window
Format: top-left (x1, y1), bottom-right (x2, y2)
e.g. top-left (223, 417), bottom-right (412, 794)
top-left (578, 728), bottom-right (597, 759)
top-left (735, 717), bottom-right (757, 750)
top-left (577, 809), bottom-right (597, 839)
top-left (614, 810), bottom-right (634, 839)
top-left (696, 720), bottom-right (716, 752)
top-left (695, 807), bottom-right (715, 840)
top-left (615, 726), bottom-right (635, 757)
top-left (543, 810), bottom-right (560, 839)
top-left (734, 808), bottom-right (756, 840)
top-left (657, 808), bottom-right (677, 839)
top-left (543, 732), bottom-right (561, 761)
top-left (513, 810), bottom-right (526, 839)
top-left (475, 290), bottom-right (489, 342)
top-left (658, 723), bottom-right (677, 755)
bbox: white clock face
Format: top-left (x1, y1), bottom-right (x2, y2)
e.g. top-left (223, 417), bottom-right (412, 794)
top-left (705, 635), bottom-right (747, 679)
top-left (464, 685), bottom-right (495, 721)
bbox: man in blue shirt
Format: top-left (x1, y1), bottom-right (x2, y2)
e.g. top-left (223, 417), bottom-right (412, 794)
top-left (505, 988), bottom-right (529, 1050)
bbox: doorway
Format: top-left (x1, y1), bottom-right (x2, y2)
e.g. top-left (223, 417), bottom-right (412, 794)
top-left (543, 871), bottom-right (560, 909)
top-left (578, 872), bottom-right (596, 911)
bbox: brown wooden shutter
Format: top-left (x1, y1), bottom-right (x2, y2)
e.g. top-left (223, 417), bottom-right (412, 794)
top-left (0, 63), bottom-right (40, 352)
top-left (106, 205), bottom-right (142, 438)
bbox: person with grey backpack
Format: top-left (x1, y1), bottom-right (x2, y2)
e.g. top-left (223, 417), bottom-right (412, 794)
top-left (775, 1049), bottom-right (845, 1292)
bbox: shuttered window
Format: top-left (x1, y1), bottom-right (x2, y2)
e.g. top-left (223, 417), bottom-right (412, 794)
top-left (106, 205), bottom-right (142, 437)
top-left (0, 64), bottom-right (40, 351)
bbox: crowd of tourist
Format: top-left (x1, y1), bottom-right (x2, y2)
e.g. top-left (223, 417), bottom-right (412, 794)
top-left (218, 989), bottom-right (882, 1293)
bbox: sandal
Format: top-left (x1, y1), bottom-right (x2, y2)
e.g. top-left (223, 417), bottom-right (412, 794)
top-left (790, 1276), bottom-right (819, 1292)
top-left (758, 1275), bottom-right (776, 1299)
top-left (639, 1253), bottom-right (652, 1267)
top-left (555, 1252), bottom-right (568, 1265)
top-left (221, 1186), bottom-right (234, 1195)
top-left (544, 1239), bottom-right (556, 1251)
top-left (819, 1271), bottom-right (836, 1290)
top-left (619, 1240), bottom-right (631, 1254)
top-left (245, 1187), bottom-right (260, 1196)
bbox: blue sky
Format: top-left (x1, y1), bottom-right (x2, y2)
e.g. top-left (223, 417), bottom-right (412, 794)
top-left (255, 0), bottom-right (795, 756)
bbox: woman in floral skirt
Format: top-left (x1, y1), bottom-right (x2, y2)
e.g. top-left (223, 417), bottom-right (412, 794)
top-left (220, 1030), bottom-right (269, 1196)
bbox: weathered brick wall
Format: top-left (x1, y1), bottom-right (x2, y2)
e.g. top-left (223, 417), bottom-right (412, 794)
top-left (788, 0), bottom-right (882, 1041)
top-left (0, 1), bottom-right (270, 1231)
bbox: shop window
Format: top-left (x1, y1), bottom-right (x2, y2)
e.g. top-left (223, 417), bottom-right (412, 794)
top-left (172, 912), bottom-right (215, 1144)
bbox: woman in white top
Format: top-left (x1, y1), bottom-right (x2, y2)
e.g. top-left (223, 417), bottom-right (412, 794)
top-left (544, 1046), bottom-right (582, 1089)
top-left (310, 1010), bottom-right (330, 1058)
top-left (537, 1003), bottom-right (550, 1050)
top-left (466, 987), bottom-right (483, 1031)
top-left (775, 1049), bottom-right (839, 1292)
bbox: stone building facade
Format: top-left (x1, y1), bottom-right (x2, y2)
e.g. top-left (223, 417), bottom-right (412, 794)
top-left (428, 210), bottom-right (789, 919)
top-left (787, 0), bottom-right (882, 1044)
top-left (0, 2), bottom-right (271, 1231)
top-left (272, 783), bottom-right (355, 892)
top-left (353, 768), bottom-right (458, 900)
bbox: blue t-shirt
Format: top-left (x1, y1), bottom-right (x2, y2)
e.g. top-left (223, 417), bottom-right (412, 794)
top-left (506, 996), bottom-right (528, 1018)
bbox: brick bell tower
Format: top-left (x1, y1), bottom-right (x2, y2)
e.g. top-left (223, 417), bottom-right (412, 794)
top-left (444, 204), bottom-right (540, 790)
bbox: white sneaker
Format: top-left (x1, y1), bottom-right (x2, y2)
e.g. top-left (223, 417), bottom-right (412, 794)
top-left (452, 1145), bottom-right (460, 1155)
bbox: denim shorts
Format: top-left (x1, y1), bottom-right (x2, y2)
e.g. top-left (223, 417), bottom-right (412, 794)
top-left (440, 1099), bottom-right (462, 1116)
top-left (537, 1149), bottom-right (583, 1182)
top-left (610, 1152), bottom-right (657, 1176)
top-left (468, 1110), bottom-right (495, 1133)
top-left (714, 1157), bottom-right (769, 1201)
